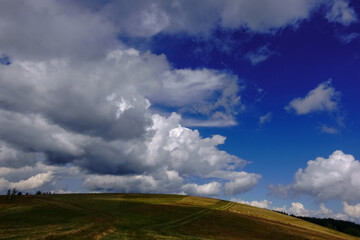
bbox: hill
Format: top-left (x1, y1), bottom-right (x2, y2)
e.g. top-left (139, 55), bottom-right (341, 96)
top-left (0, 193), bottom-right (358, 239)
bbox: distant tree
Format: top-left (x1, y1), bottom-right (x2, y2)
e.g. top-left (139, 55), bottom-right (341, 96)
top-left (7, 188), bottom-right (18, 200)
top-left (36, 190), bottom-right (42, 195)
top-left (5, 189), bottom-right (11, 200)
top-left (17, 192), bottom-right (22, 196)
top-left (11, 188), bottom-right (17, 196)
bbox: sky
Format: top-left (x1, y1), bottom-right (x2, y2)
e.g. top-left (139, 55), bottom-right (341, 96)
top-left (0, 0), bottom-right (360, 222)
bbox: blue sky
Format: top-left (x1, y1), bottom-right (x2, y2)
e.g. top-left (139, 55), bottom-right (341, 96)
top-left (1, 0), bottom-right (360, 222)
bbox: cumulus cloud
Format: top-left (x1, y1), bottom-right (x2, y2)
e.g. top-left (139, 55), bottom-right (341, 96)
top-left (0, 160), bottom-right (82, 192)
top-left (9, 172), bottom-right (53, 190)
top-left (232, 198), bottom-right (356, 222)
top-left (274, 202), bottom-right (350, 220)
top-left (344, 202), bottom-right (360, 219)
top-left (1, 49), bottom-right (241, 133)
top-left (80, 113), bottom-right (260, 196)
top-left (0, 37), bottom-right (256, 195)
top-left (224, 172), bottom-right (260, 195)
top-left (0, 48), bottom-right (258, 195)
top-left (285, 80), bottom-right (341, 115)
top-left (231, 198), bottom-right (272, 209)
top-left (270, 150), bottom-right (360, 203)
top-left (182, 182), bottom-right (222, 196)
top-left (83, 172), bottom-right (181, 194)
top-left (83, 172), bottom-right (223, 197)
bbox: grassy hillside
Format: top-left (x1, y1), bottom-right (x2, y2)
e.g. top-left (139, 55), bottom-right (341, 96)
top-left (0, 193), bottom-right (358, 240)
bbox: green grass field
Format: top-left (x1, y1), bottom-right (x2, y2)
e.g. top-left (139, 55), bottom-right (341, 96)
top-left (0, 193), bottom-right (358, 239)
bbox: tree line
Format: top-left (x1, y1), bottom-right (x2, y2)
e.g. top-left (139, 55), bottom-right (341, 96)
top-left (273, 210), bottom-right (360, 238)
top-left (296, 216), bottom-right (360, 238)
top-left (5, 188), bottom-right (54, 200)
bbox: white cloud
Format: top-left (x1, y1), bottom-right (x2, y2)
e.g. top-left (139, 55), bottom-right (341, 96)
top-left (182, 182), bottom-right (222, 196)
top-left (275, 202), bottom-right (348, 219)
top-left (224, 172), bottom-right (260, 195)
top-left (285, 80), bottom-right (340, 115)
top-left (79, 112), bottom-right (259, 196)
top-left (259, 112), bottom-right (272, 125)
top-left (231, 198), bottom-right (272, 209)
top-left (83, 173), bottom-right (177, 194)
top-left (9, 172), bottom-right (53, 190)
top-left (0, 47), bottom-right (257, 195)
top-left (82, 171), bottom-right (222, 197)
top-left (270, 150), bottom-right (360, 203)
top-left (0, 160), bottom-right (81, 192)
top-left (234, 199), bottom-right (356, 222)
top-left (287, 202), bottom-right (310, 216)
top-left (0, 105), bottom-right (259, 196)
top-left (344, 202), bottom-right (360, 218)
top-left (145, 114), bottom-right (261, 194)
top-left (245, 45), bottom-right (277, 65)
top-left (326, 0), bottom-right (358, 26)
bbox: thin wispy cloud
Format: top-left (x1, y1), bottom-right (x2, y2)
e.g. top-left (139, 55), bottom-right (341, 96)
top-left (320, 124), bottom-right (339, 134)
top-left (259, 112), bottom-right (272, 125)
top-left (245, 45), bottom-right (277, 65)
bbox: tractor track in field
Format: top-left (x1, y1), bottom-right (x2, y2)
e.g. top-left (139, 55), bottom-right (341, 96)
top-left (35, 198), bottom-right (113, 219)
top-left (151, 200), bottom-right (236, 231)
top-left (34, 198), bottom-right (115, 239)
